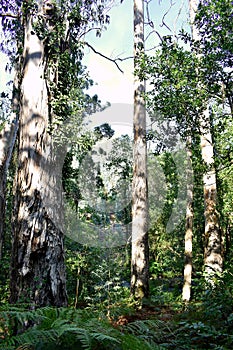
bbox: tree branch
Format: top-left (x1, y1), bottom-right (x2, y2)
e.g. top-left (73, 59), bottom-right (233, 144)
top-left (0, 13), bottom-right (18, 19)
top-left (84, 41), bottom-right (124, 74)
top-left (160, 0), bottom-right (176, 32)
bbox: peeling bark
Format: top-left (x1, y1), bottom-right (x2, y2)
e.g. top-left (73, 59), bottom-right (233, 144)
top-left (10, 13), bottom-right (67, 306)
top-left (131, 0), bottom-right (149, 299)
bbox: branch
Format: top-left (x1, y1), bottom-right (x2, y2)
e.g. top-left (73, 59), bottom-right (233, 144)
top-left (173, 0), bottom-right (185, 37)
top-left (144, 0), bottom-right (154, 28)
top-left (145, 29), bottom-right (163, 43)
top-left (160, 0), bottom-right (176, 32)
top-left (0, 13), bottom-right (18, 19)
top-left (84, 42), bottom-right (124, 73)
top-left (77, 27), bottom-right (103, 41)
top-left (115, 54), bottom-right (133, 62)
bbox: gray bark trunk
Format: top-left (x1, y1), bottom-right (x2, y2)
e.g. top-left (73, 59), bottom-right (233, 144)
top-left (130, 0), bottom-right (149, 299)
top-left (0, 65), bottom-right (20, 260)
top-left (0, 114), bottom-right (18, 260)
top-left (10, 13), bottom-right (67, 306)
top-left (200, 110), bottom-right (223, 279)
top-left (182, 137), bottom-right (193, 302)
top-left (189, 0), bottom-right (223, 281)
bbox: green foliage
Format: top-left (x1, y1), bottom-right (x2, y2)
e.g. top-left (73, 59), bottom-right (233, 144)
top-left (1, 268), bottom-right (233, 349)
top-left (140, 40), bottom-right (208, 136)
top-left (0, 306), bottom-right (163, 350)
top-left (65, 238), bottom-right (131, 311)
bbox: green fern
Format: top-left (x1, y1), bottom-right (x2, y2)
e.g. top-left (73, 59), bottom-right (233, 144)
top-left (0, 306), bottom-right (171, 350)
top-left (15, 345), bottom-right (35, 350)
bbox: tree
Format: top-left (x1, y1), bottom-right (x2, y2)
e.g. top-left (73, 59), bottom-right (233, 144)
top-left (10, 1), bottom-right (68, 306)
top-left (189, 0), bottom-right (223, 282)
top-left (0, 0), bottom-right (111, 306)
top-left (130, 0), bottom-right (149, 299)
top-left (194, 0), bottom-right (233, 263)
top-left (0, 101), bottom-right (18, 260)
top-left (182, 137), bottom-right (193, 302)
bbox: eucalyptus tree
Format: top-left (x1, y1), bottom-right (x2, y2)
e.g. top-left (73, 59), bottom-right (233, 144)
top-left (194, 0), bottom-right (233, 262)
top-left (140, 40), bottom-right (204, 300)
top-left (189, 0), bottom-right (223, 283)
top-left (139, 0), bottom-right (233, 293)
top-left (0, 115), bottom-right (18, 261)
top-left (0, 83), bottom-right (19, 260)
top-left (0, 0), bottom-right (111, 306)
top-left (131, 0), bottom-right (149, 299)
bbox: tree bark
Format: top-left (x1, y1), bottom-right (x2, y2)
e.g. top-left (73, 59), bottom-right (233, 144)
top-left (0, 114), bottom-right (18, 260)
top-left (182, 137), bottom-right (193, 302)
top-left (0, 62), bottom-right (21, 260)
top-left (200, 110), bottom-right (223, 279)
top-left (130, 0), bottom-right (149, 299)
top-left (10, 12), bottom-right (67, 306)
top-left (189, 0), bottom-right (223, 282)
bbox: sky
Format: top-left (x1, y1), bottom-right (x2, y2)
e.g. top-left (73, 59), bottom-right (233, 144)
top-left (82, 0), bottom-right (189, 133)
top-left (0, 0), bottom-right (189, 130)
top-left (84, 0), bottom-right (189, 105)
top-left (0, 54), bottom-right (12, 93)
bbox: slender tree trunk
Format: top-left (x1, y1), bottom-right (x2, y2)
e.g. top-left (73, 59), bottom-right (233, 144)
top-left (130, 0), bottom-right (149, 299)
top-left (189, 0), bottom-right (223, 282)
top-left (200, 110), bottom-right (223, 279)
top-left (182, 137), bottom-right (193, 302)
top-left (10, 11), bottom-right (67, 306)
top-left (0, 68), bottom-right (20, 260)
top-left (0, 114), bottom-right (18, 260)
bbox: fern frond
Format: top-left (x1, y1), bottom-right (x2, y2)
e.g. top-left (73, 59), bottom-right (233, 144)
top-left (91, 332), bottom-right (121, 345)
top-left (74, 328), bottom-right (93, 350)
top-left (7, 329), bottom-right (59, 348)
top-left (16, 344), bottom-right (35, 350)
top-left (121, 333), bottom-right (162, 350)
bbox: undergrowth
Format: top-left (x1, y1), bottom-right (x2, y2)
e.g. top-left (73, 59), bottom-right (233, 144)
top-left (1, 295), bottom-right (233, 350)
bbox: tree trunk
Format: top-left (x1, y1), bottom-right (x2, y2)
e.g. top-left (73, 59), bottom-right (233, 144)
top-left (189, 0), bottom-right (223, 282)
top-left (10, 13), bottom-right (67, 306)
top-left (200, 110), bottom-right (223, 279)
top-left (0, 64), bottom-right (20, 260)
top-left (130, 0), bottom-right (149, 299)
top-left (182, 137), bottom-right (193, 302)
top-left (0, 114), bottom-right (18, 260)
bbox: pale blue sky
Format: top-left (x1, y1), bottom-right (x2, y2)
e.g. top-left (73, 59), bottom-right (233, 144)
top-left (0, 0), bottom-right (189, 125)
top-left (84, 0), bottom-right (189, 132)
top-left (84, 0), bottom-right (189, 104)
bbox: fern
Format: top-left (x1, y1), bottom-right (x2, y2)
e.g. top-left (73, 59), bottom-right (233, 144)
top-left (15, 345), bottom-right (35, 350)
top-left (124, 319), bottom-right (177, 348)
top-left (0, 306), bottom-right (172, 349)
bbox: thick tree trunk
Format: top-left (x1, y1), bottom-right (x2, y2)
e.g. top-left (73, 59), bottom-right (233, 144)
top-left (182, 137), bottom-right (193, 302)
top-left (130, 0), bottom-right (149, 299)
top-left (189, 0), bottom-right (223, 281)
top-left (10, 15), bottom-right (67, 306)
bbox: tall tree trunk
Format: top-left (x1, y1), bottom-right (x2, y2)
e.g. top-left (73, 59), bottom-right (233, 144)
top-left (10, 11), bottom-right (67, 306)
top-left (189, 0), bottom-right (223, 282)
top-left (130, 0), bottom-right (149, 299)
top-left (182, 137), bottom-right (193, 302)
top-left (0, 114), bottom-right (18, 260)
top-left (0, 68), bottom-right (20, 260)
top-left (200, 110), bottom-right (223, 279)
